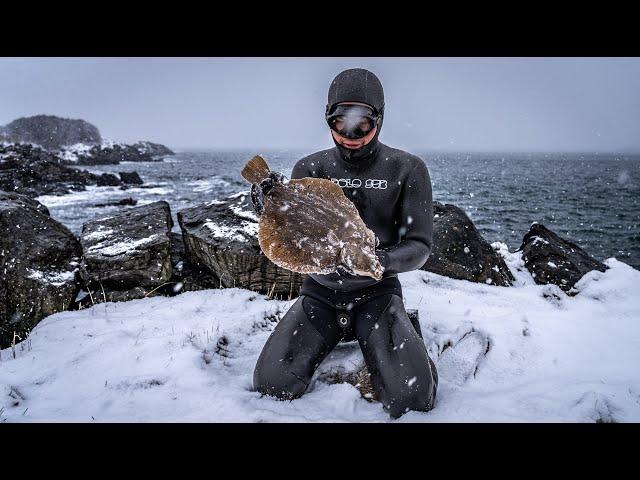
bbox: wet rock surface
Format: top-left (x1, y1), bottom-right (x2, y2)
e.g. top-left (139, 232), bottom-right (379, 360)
top-left (118, 171), bottom-right (144, 185)
top-left (0, 190), bottom-right (50, 216)
top-left (421, 202), bottom-right (515, 286)
top-left (178, 192), bottom-right (306, 297)
top-left (0, 192), bottom-right (81, 348)
top-left (78, 201), bottom-right (173, 295)
top-left (67, 144), bottom-right (161, 165)
top-left (96, 173), bottom-right (121, 187)
top-left (0, 143), bottom-right (107, 197)
top-left (169, 232), bottom-right (220, 293)
top-left (518, 222), bottom-right (608, 293)
top-left (93, 198), bottom-right (138, 208)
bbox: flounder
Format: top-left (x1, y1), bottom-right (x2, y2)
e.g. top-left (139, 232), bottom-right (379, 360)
top-left (241, 155), bottom-right (384, 280)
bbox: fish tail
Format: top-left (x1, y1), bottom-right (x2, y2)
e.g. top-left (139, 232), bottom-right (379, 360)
top-left (241, 155), bottom-right (271, 183)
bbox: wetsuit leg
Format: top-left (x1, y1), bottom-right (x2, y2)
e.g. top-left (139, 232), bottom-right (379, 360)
top-left (253, 295), bottom-right (342, 400)
top-left (355, 294), bottom-right (438, 418)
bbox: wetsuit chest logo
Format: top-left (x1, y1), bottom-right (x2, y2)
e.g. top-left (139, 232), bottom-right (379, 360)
top-left (331, 178), bottom-right (388, 189)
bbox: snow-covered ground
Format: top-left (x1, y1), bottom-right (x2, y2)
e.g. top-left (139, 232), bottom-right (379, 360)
top-left (1, 245), bottom-right (639, 422)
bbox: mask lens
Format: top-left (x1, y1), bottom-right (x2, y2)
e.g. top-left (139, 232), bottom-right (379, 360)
top-left (327, 104), bottom-right (378, 139)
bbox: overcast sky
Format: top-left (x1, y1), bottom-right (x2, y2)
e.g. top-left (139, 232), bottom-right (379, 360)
top-left (1, 57), bottom-right (639, 152)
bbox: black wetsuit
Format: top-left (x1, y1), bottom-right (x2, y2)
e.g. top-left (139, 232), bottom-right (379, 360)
top-left (253, 68), bottom-right (438, 418)
top-left (291, 142), bottom-right (434, 291)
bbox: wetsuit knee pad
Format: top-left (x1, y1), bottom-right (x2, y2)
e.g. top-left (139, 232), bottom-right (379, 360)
top-left (357, 294), bottom-right (437, 418)
top-left (253, 295), bottom-right (338, 400)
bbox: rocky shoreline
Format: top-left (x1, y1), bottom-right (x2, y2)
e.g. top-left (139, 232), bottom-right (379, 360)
top-left (0, 114), bottom-right (612, 348)
top-left (0, 143), bottom-right (157, 198)
top-left (1, 115), bottom-right (174, 199)
top-left (0, 185), bottom-right (609, 348)
top-left (1, 114), bottom-right (175, 199)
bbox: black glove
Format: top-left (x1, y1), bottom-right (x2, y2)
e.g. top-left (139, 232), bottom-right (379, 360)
top-left (336, 264), bottom-right (355, 277)
top-left (250, 171), bottom-right (286, 217)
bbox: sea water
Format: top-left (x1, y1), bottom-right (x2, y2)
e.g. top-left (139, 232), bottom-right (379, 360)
top-left (37, 149), bottom-right (640, 270)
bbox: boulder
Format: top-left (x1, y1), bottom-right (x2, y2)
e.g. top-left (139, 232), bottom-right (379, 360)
top-left (517, 222), bottom-right (608, 293)
top-left (169, 232), bottom-right (220, 293)
top-left (96, 173), bottom-right (122, 187)
top-left (0, 190), bottom-right (50, 216)
top-left (1, 115), bottom-right (101, 150)
top-left (421, 202), bottom-right (514, 286)
top-left (177, 192), bottom-right (306, 298)
top-left (78, 201), bottom-right (173, 296)
top-left (118, 171), bottom-right (144, 185)
top-left (0, 192), bottom-right (81, 348)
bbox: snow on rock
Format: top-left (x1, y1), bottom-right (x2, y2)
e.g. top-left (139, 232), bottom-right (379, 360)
top-left (0, 143), bottom-right (103, 197)
top-left (58, 143), bottom-right (94, 163)
top-left (26, 268), bottom-right (76, 287)
top-left (1, 250), bottom-right (638, 422)
top-left (0, 192), bottom-right (81, 349)
top-left (178, 192), bottom-right (305, 297)
top-left (519, 222), bottom-right (608, 293)
top-left (78, 201), bottom-right (173, 299)
top-left (58, 141), bottom-right (172, 166)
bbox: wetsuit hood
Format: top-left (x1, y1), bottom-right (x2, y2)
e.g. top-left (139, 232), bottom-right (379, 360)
top-left (326, 68), bottom-right (385, 166)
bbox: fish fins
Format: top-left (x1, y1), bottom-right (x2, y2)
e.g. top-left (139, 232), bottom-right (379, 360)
top-left (241, 155), bottom-right (271, 184)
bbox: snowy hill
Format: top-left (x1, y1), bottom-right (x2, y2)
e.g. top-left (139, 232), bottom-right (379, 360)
top-left (1, 245), bottom-right (639, 422)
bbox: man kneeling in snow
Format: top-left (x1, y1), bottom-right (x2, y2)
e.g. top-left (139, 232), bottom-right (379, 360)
top-left (251, 68), bottom-right (438, 418)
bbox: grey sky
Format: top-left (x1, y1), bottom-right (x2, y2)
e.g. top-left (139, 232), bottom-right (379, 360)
top-left (1, 57), bottom-right (639, 152)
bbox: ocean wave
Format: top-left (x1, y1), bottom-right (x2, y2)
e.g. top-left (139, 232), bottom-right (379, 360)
top-left (186, 178), bottom-right (231, 193)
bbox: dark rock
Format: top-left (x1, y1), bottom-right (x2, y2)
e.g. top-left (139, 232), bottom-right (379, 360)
top-left (74, 286), bottom-right (149, 308)
top-left (132, 141), bottom-right (174, 157)
top-left (78, 201), bottom-right (173, 294)
top-left (0, 143), bottom-right (101, 197)
top-left (1, 115), bottom-right (101, 150)
top-left (421, 202), bottom-right (514, 286)
top-left (517, 222), bottom-right (608, 293)
top-left (169, 232), bottom-right (220, 293)
top-left (96, 173), bottom-right (122, 187)
top-left (118, 171), bottom-right (143, 185)
top-left (319, 363), bottom-right (377, 401)
top-left (93, 197), bottom-right (137, 208)
top-left (65, 142), bottom-right (173, 166)
top-left (0, 190), bottom-right (50, 216)
top-left (71, 144), bottom-right (157, 165)
top-left (0, 192), bottom-right (81, 348)
top-left (59, 142), bottom-right (173, 166)
top-left (177, 192), bottom-right (305, 298)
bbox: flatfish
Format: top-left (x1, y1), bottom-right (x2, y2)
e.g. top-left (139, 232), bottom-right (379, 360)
top-left (241, 155), bottom-right (384, 280)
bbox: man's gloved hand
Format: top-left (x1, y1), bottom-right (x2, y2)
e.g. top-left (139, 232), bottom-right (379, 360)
top-left (334, 237), bottom-right (387, 278)
top-left (375, 249), bottom-right (389, 272)
top-left (335, 264), bottom-right (355, 277)
top-left (250, 171), bottom-right (287, 217)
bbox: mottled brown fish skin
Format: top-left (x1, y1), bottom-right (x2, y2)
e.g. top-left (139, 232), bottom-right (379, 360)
top-left (240, 156), bottom-right (383, 280)
top-left (258, 178), bottom-right (383, 280)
